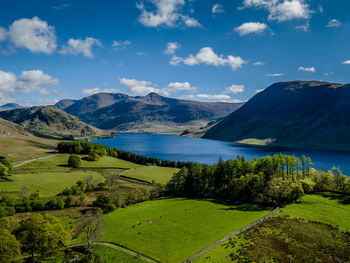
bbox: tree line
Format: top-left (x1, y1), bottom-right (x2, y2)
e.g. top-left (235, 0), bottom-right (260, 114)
top-left (166, 155), bottom-right (350, 205)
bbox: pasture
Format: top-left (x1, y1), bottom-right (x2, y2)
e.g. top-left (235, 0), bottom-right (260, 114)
top-left (100, 198), bottom-right (270, 263)
top-left (122, 166), bottom-right (179, 185)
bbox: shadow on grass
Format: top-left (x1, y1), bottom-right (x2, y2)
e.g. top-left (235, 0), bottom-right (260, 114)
top-left (314, 192), bottom-right (350, 205)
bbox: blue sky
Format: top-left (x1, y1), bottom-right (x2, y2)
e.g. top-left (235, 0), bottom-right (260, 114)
top-left (0, 0), bottom-right (350, 106)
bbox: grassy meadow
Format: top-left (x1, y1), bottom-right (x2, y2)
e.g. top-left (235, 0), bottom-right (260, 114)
top-left (122, 166), bottom-right (179, 185)
top-left (94, 245), bottom-right (144, 263)
top-left (99, 198), bottom-right (270, 263)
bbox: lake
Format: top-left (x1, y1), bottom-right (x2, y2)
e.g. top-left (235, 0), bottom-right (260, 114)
top-left (93, 133), bottom-right (350, 176)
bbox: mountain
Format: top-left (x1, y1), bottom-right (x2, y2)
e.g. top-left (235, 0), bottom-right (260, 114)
top-left (0, 103), bottom-right (23, 111)
top-left (56, 92), bottom-right (243, 134)
top-left (204, 81), bottom-right (350, 152)
top-left (0, 105), bottom-right (111, 139)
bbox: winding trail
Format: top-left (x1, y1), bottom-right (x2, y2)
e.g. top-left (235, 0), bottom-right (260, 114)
top-left (182, 206), bottom-right (281, 263)
top-left (71, 242), bottom-right (159, 263)
top-left (13, 153), bottom-right (57, 167)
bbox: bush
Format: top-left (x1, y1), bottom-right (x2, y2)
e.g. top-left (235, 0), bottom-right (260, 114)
top-left (0, 158), bottom-right (13, 176)
top-left (92, 195), bottom-right (116, 213)
top-left (87, 152), bottom-right (100, 161)
top-left (68, 155), bottom-right (81, 168)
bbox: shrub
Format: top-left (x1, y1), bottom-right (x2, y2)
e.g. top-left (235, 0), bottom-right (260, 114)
top-left (92, 195), bottom-right (116, 213)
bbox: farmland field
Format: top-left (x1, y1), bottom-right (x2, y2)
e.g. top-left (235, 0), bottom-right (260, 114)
top-left (122, 166), bottom-right (179, 185)
top-left (100, 198), bottom-right (270, 263)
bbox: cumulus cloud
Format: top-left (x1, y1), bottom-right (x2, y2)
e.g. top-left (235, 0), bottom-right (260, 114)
top-left (223, 84), bottom-right (245, 94)
top-left (119, 78), bottom-right (159, 96)
top-left (212, 4), bottom-right (224, 14)
top-left (161, 81), bottom-right (196, 96)
top-left (82, 87), bottom-right (119, 95)
top-left (327, 19), bottom-right (341, 28)
top-left (266, 73), bottom-right (284, 77)
top-left (342, 60), bottom-right (350, 65)
top-left (112, 40), bottom-right (131, 50)
top-left (0, 69), bottom-right (59, 96)
top-left (164, 42), bottom-right (181, 55)
top-left (298, 66), bottom-right (316, 72)
top-left (0, 27), bottom-right (7, 42)
top-left (137, 0), bottom-right (201, 28)
top-left (60, 37), bottom-right (101, 58)
top-left (295, 20), bottom-right (310, 32)
top-left (240, 0), bottom-right (311, 22)
top-left (234, 22), bottom-right (268, 36)
top-left (8, 17), bottom-right (57, 54)
top-left (170, 47), bottom-right (246, 70)
top-left (253, 61), bottom-right (265, 66)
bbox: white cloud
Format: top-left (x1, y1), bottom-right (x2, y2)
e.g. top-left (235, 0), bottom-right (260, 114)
top-left (60, 37), bottom-right (101, 58)
top-left (119, 77), bottom-right (159, 96)
top-left (137, 51), bottom-right (147, 56)
top-left (182, 93), bottom-right (232, 101)
top-left (266, 73), bottom-right (284, 77)
top-left (82, 87), bottom-right (119, 95)
top-left (342, 60), bottom-right (350, 65)
top-left (170, 47), bottom-right (246, 70)
top-left (298, 66), bottom-right (316, 72)
top-left (0, 69), bottom-right (59, 96)
top-left (0, 27), bottom-right (7, 42)
top-left (327, 19), bottom-right (341, 28)
top-left (234, 22), bottom-right (268, 36)
top-left (53, 4), bottom-right (71, 10)
top-left (212, 4), bottom-right (224, 14)
top-left (164, 42), bottom-right (181, 55)
top-left (112, 40), bottom-right (131, 50)
top-left (253, 61), bottom-right (265, 66)
top-left (137, 0), bottom-right (201, 28)
top-left (256, 88), bottom-right (265, 93)
top-left (161, 81), bottom-right (196, 96)
top-left (8, 17), bottom-right (57, 54)
top-left (223, 84), bottom-right (245, 94)
top-left (295, 20), bottom-right (310, 32)
top-left (240, 0), bottom-right (311, 22)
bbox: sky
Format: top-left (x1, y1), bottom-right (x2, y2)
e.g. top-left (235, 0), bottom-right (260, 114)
top-left (0, 0), bottom-right (350, 106)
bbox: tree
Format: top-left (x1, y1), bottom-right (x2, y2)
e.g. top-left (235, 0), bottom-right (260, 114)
top-left (14, 213), bottom-right (70, 261)
top-left (92, 195), bottom-right (116, 213)
top-left (68, 155), bottom-right (81, 168)
top-left (0, 157), bottom-right (13, 176)
top-left (87, 152), bottom-right (100, 162)
top-left (0, 229), bottom-right (21, 263)
top-left (77, 210), bottom-right (105, 250)
top-left (0, 163), bottom-right (9, 177)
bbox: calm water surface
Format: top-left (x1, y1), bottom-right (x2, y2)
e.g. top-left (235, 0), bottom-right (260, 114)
top-left (93, 133), bottom-right (350, 175)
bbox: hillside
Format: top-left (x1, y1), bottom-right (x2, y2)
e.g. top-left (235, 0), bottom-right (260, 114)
top-left (204, 81), bottom-right (350, 152)
top-left (0, 105), bottom-right (111, 139)
top-left (0, 117), bottom-right (58, 161)
top-left (0, 103), bottom-right (22, 111)
top-left (56, 92), bottom-right (243, 134)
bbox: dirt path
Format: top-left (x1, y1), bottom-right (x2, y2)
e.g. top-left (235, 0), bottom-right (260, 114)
top-left (182, 207), bottom-right (281, 263)
top-left (13, 153), bottom-right (57, 167)
top-left (71, 242), bottom-right (159, 263)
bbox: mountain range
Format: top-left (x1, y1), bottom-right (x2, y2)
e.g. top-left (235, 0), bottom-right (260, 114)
top-left (204, 81), bottom-right (350, 152)
top-left (0, 103), bottom-right (23, 111)
top-left (56, 92), bottom-right (243, 134)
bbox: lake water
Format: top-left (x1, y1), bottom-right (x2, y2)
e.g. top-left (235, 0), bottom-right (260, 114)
top-left (93, 133), bottom-right (350, 176)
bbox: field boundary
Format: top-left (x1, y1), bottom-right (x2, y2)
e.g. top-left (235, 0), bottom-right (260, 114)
top-left (183, 206), bottom-right (281, 263)
top-left (70, 242), bottom-right (159, 263)
top-left (13, 153), bottom-right (57, 167)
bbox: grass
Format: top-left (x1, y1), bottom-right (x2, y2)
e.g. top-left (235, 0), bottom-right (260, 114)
top-left (276, 193), bottom-right (350, 231)
top-left (15, 154), bottom-right (142, 172)
top-left (236, 138), bottom-right (275, 146)
top-left (0, 135), bottom-right (57, 162)
top-left (0, 170), bottom-right (104, 198)
top-left (99, 198), bottom-right (270, 263)
top-left (94, 245), bottom-right (145, 263)
top-left (122, 166), bottom-right (179, 185)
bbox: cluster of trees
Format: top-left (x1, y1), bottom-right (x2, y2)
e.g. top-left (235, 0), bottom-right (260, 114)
top-left (0, 157), bottom-right (13, 177)
top-left (57, 141), bottom-right (192, 168)
top-left (0, 213), bottom-right (70, 262)
top-left (166, 155), bottom-right (350, 205)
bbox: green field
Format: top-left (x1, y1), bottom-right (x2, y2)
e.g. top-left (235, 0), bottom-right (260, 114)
top-left (122, 166), bottom-right (179, 185)
top-left (0, 170), bottom-right (103, 198)
top-left (16, 154), bottom-right (142, 172)
top-left (276, 193), bottom-right (350, 231)
top-left (95, 245), bottom-right (144, 263)
top-left (99, 198), bottom-right (270, 263)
